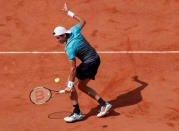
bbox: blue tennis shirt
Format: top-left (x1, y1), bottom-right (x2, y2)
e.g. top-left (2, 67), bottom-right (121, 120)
top-left (65, 24), bottom-right (99, 63)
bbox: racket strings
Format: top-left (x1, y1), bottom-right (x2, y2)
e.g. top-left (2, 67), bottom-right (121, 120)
top-left (30, 87), bottom-right (51, 105)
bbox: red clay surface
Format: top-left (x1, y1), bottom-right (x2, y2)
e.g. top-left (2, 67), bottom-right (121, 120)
top-left (0, 0), bottom-right (179, 131)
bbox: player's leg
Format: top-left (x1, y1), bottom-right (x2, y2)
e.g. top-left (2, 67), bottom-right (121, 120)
top-left (64, 85), bottom-right (83, 123)
top-left (69, 87), bottom-right (80, 113)
top-left (78, 78), bottom-right (112, 117)
top-left (78, 78), bottom-right (100, 101)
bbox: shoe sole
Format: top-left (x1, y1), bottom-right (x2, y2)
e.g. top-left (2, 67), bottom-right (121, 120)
top-left (64, 116), bottom-right (83, 123)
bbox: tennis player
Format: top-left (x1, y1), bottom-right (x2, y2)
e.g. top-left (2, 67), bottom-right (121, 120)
top-left (53, 3), bottom-right (112, 123)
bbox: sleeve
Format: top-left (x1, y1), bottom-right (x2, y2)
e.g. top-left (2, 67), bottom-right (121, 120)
top-left (66, 48), bottom-right (75, 60)
top-left (66, 42), bottom-right (77, 60)
top-left (70, 24), bottom-right (82, 33)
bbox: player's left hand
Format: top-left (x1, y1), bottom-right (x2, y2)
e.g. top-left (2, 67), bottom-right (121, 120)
top-left (62, 2), bottom-right (69, 13)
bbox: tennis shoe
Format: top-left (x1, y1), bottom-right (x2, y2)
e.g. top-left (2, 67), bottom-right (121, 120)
top-left (64, 112), bottom-right (83, 123)
top-left (97, 102), bottom-right (112, 117)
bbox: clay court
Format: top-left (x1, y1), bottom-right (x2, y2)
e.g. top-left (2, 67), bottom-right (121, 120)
top-left (0, 0), bottom-right (179, 130)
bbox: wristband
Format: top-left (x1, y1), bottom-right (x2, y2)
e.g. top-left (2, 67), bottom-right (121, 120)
top-left (67, 11), bottom-right (75, 18)
top-left (68, 81), bottom-right (74, 89)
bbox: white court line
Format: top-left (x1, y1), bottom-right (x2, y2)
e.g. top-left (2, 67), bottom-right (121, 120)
top-left (0, 51), bottom-right (65, 54)
top-left (98, 51), bottom-right (179, 54)
top-left (0, 51), bottom-right (179, 54)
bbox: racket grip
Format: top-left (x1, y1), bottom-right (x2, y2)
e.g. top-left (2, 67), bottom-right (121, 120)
top-left (59, 90), bottom-right (65, 93)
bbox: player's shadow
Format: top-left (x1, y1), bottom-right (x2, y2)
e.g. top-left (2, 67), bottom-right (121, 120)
top-left (83, 75), bottom-right (148, 120)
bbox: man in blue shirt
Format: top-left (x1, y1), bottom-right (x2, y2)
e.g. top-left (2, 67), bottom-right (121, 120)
top-left (53, 3), bottom-right (112, 123)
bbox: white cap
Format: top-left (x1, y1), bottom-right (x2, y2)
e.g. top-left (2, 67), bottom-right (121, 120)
top-left (53, 26), bottom-right (71, 36)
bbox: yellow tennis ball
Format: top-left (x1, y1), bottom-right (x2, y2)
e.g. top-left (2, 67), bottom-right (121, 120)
top-left (54, 78), bottom-right (60, 83)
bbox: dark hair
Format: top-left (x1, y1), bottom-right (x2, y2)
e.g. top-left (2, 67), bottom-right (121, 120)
top-left (66, 33), bottom-right (70, 38)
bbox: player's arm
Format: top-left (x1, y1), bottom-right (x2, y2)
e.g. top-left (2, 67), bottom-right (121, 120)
top-left (65, 58), bottom-right (76, 93)
top-left (68, 58), bottom-right (76, 82)
top-left (73, 15), bottom-right (86, 29)
top-left (63, 2), bottom-right (86, 28)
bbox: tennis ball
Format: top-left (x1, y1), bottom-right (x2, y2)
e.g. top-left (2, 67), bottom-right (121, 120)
top-left (54, 78), bottom-right (60, 83)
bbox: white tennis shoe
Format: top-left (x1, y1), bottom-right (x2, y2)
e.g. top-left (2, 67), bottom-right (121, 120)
top-left (64, 112), bottom-right (83, 123)
top-left (97, 102), bottom-right (112, 117)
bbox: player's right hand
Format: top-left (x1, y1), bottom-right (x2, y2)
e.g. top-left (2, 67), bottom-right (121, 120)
top-left (64, 87), bottom-right (72, 93)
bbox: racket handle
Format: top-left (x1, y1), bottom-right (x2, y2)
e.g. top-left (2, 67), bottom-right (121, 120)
top-left (59, 90), bottom-right (65, 93)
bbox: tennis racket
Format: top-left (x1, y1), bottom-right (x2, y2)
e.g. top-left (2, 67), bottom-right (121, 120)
top-left (29, 86), bottom-right (65, 105)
